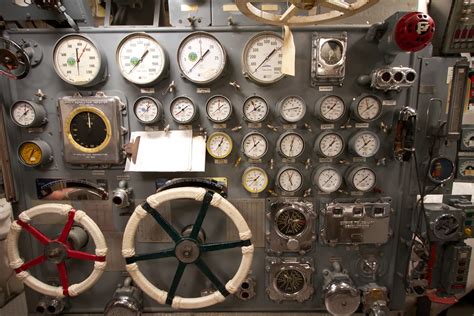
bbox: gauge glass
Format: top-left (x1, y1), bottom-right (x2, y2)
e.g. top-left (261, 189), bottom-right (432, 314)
top-left (116, 33), bottom-right (167, 85)
top-left (463, 131), bottom-right (474, 148)
top-left (320, 40), bottom-right (343, 65)
top-left (351, 168), bottom-right (376, 192)
top-left (243, 32), bottom-right (284, 84)
top-left (277, 167), bottom-right (303, 193)
top-left (278, 132), bottom-right (305, 159)
top-left (317, 95), bottom-right (345, 122)
top-left (18, 142), bottom-right (43, 166)
top-left (170, 97), bottom-right (196, 124)
top-left (314, 167), bottom-right (342, 193)
top-left (275, 269), bottom-right (305, 295)
top-left (11, 101), bottom-right (36, 127)
top-left (178, 32), bottom-right (226, 84)
top-left (316, 132), bottom-right (344, 158)
top-left (206, 132), bottom-right (233, 159)
top-left (351, 131), bottom-right (380, 158)
top-left (206, 95), bottom-right (232, 123)
top-left (428, 157), bottom-right (455, 183)
top-left (242, 132), bottom-right (268, 159)
top-left (279, 96), bottom-right (306, 123)
top-left (243, 96), bottom-right (269, 123)
top-left (66, 108), bottom-right (111, 153)
top-left (459, 160), bottom-right (474, 177)
top-left (276, 208), bottom-right (307, 236)
top-left (356, 96), bottom-right (382, 121)
top-left (242, 167), bottom-right (268, 193)
top-left (133, 97), bottom-right (162, 124)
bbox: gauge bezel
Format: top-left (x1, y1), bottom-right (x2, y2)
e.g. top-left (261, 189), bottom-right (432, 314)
top-left (242, 96), bottom-right (269, 123)
top-left (241, 131), bottom-right (269, 160)
top-left (345, 165), bottom-right (377, 192)
top-left (206, 132), bottom-right (233, 159)
top-left (273, 266), bottom-right (308, 296)
top-left (276, 166), bottom-right (304, 194)
top-left (277, 95), bottom-right (307, 123)
top-left (318, 38), bottom-right (346, 68)
top-left (314, 95), bottom-right (346, 123)
top-left (276, 132), bottom-right (305, 159)
top-left (427, 156), bottom-right (455, 184)
top-left (348, 130), bottom-right (381, 158)
top-left (314, 131), bottom-right (345, 158)
top-left (350, 94), bottom-right (383, 122)
top-left (205, 95), bottom-right (233, 123)
top-left (242, 166), bottom-right (269, 194)
top-left (274, 204), bottom-right (310, 239)
top-left (170, 96), bottom-right (198, 124)
top-left (10, 100), bottom-right (47, 128)
top-left (17, 140), bottom-right (52, 167)
top-left (312, 164), bottom-right (343, 193)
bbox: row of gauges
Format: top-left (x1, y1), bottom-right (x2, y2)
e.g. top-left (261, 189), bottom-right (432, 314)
top-left (206, 130), bottom-right (381, 160)
top-left (241, 165), bottom-right (376, 194)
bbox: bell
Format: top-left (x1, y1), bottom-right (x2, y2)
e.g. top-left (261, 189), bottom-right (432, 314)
top-left (291, 0), bottom-right (317, 10)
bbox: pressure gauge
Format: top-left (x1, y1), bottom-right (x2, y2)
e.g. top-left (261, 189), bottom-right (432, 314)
top-left (277, 132), bottom-right (305, 159)
top-left (243, 96), bottom-right (269, 123)
top-left (428, 157), bottom-right (455, 184)
top-left (312, 165), bottom-right (342, 193)
top-left (242, 132), bottom-right (268, 160)
top-left (10, 100), bottom-right (47, 127)
top-left (116, 32), bottom-right (168, 86)
top-left (351, 95), bottom-right (383, 122)
top-left (348, 131), bottom-right (380, 158)
top-left (314, 131), bottom-right (344, 158)
top-left (170, 97), bottom-right (197, 124)
top-left (206, 132), bottom-right (233, 159)
top-left (206, 95), bottom-right (232, 123)
top-left (53, 34), bottom-right (106, 87)
top-left (242, 32), bottom-right (284, 85)
top-left (133, 97), bottom-right (163, 124)
top-left (315, 95), bottom-right (346, 122)
top-left (276, 167), bottom-right (303, 193)
top-left (242, 167), bottom-right (269, 194)
top-left (177, 32), bottom-right (226, 85)
top-left (17, 140), bottom-right (53, 167)
top-left (345, 166), bottom-right (376, 192)
top-left (278, 95), bottom-right (306, 123)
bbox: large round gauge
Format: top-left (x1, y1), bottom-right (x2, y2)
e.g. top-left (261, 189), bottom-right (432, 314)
top-left (53, 34), bottom-right (106, 87)
top-left (428, 157), bottom-right (455, 184)
top-left (10, 100), bottom-right (47, 128)
top-left (206, 95), bottom-right (232, 123)
top-left (242, 32), bottom-right (284, 85)
top-left (17, 140), bottom-right (52, 167)
top-left (315, 95), bottom-right (346, 123)
top-left (242, 167), bottom-right (269, 194)
top-left (314, 132), bottom-right (344, 158)
top-left (277, 132), bottom-right (305, 159)
top-left (313, 165), bottom-right (342, 193)
top-left (345, 166), bottom-right (376, 192)
top-left (170, 97), bottom-right (197, 124)
top-left (133, 96), bottom-right (163, 124)
top-left (320, 40), bottom-right (344, 65)
top-left (65, 107), bottom-right (112, 153)
top-left (351, 95), bottom-right (383, 122)
top-left (116, 32), bottom-right (168, 86)
top-left (276, 167), bottom-right (303, 193)
top-left (278, 96), bottom-right (306, 123)
top-left (242, 132), bottom-right (268, 160)
top-left (348, 131), bottom-right (380, 158)
top-left (206, 132), bottom-right (233, 159)
top-left (275, 207), bottom-right (307, 237)
top-left (243, 96), bottom-right (269, 123)
top-left (177, 32), bottom-right (226, 85)
top-left (275, 268), bottom-right (305, 295)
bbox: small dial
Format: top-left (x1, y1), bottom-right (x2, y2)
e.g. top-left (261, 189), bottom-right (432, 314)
top-left (170, 97), bottom-right (197, 124)
top-left (133, 97), bottom-right (163, 124)
top-left (206, 95), bottom-right (232, 123)
top-left (315, 95), bottom-right (346, 122)
top-left (346, 166), bottom-right (376, 192)
top-left (352, 95), bottom-right (383, 122)
top-left (10, 100), bottom-right (47, 127)
top-left (243, 96), bottom-right (269, 123)
top-left (314, 132), bottom-right (344, 158)
top-left (275, 269), bottom-right (305, 295)
top-left (428, 157), bottom-right (455, 184)
top-left (277, 132), bottom-right (305, 159)
top-left (278, 95), bottom-right (306, 123)
top-left (242, 167), bottom-right (269, 194)
top-left (66, 107), bottom-right (111, 153)
top-left (313, 165), bottom-right (342, 193)
top-left (349, 131), bottom-right (380, 158)
top-left (462, 131), bottom-right (474, 149)
top-left (275, 208), bottom-right (307, 236)
top-left (17, 140), bottom-right (52, 167)
top-left (320, 40), bottom-right (344, 65)
top-left (277, 167), bottom-right (303, 193)
top-left (177, 32), bottom-right (226, 84)
top-left (206, 132), bottom-right (233, 159)
top-left (458, 159), bottom-right (474, 177)
top-left (242, 132), bottom-right (268, 160)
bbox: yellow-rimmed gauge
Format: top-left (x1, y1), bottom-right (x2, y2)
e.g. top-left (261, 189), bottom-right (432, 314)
top-left (18, 140), bottom-right (52, 167)
top-left (65, 106), bottom-right (112, 154)
top-left (242, 167), bottom-right (269, 194)
top-left (206, 132), bottom-right (233, 159)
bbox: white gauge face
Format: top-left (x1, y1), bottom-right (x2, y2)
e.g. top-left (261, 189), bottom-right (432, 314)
top-left (116, 33), bottom-right (166, 85)
top-left (278, 168), bottom-right (303, 193)
top-left (352, 131), bottom-right (380, 158)
top-left (242, 167), bottom-right (268, 193)
top-left (243, 32), bottom-right (284, 84)
top-left (317, 132), bottom-right (344, 158)
top-left (463, 131), bottom-right (474, 148)
top-left (178, 33), bottom-right (226, 84)
top-left (314, 167), bottom-right (342, 193)
top-left (351, 168), bottom-right (376, 192)
top-left (11, 101), bottom-right (35, 126)
top-left (278, 133), bottom-right (305, 159)
top-left (459, 160), bottom-right (474, 177)
top-left (242, 133), bottom-right (268, 159)
top-left (243, 96), bottom-right (269, 123)
top-left (134, 97), bottom-right (161, 124)
top-left (206, 95), bottom-right (232, 123)
top-left (318, 96), bottom-right (345, 122)
top-left (53, 35), bottom-right (102, 86)
top-left (207, 132), bottom-right (232, 159)
top-left (170, 97), bottom-right (196, 124)
top-left (279, 96), bottom-right (306, 123)
top-left (356, 96), bottom-right (382, 121)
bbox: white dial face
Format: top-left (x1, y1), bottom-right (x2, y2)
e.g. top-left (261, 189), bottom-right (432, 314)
top-left (351, 168), bottom-right (376, 192)
top-left (206, 96), bottom-right (232, 123)
top-left (242, 133), bottom-right (268, 159)
top-left (134, 97), bottom-right (161, 123)
top-left (53, 35), bottom-right (101, 86)
top-left (170, 97), bottom-right (196, 124)
top-left (243, 96), bottom-right (269, 123)
top-left (279, 96), bottom-right (306, 123)
top-left (279, 133), bottom-right (305, 159)
top-left (317, 133), bottom-right (344, 158)
top-left (278, 168), bottom-right (303, 193)
top-left (206, 132), bottom-right (232, 159)
top-left (357, 96), bottom-right (382, 121)
top-left (315, 167), bottom-right (342, 193)
top-left (178, 33), bottom-right (226, 84)
top-left (117, 33), bottom-right (166, 85)
top-left (243, 33), bottom-right (284, 84)
top-left (463, 131), bottom-right (474, 148)
top-left (11, 101), bottom-right (35, 126)
top-left (242, 167), bottom-right (268, 193)
top-left (352, 132), bottom-right (380, 157)
top-left (318, 96), bottom-right (345, 122)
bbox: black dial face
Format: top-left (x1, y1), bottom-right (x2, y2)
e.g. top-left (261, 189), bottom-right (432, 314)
top-left (70, 111), bottom-right (108, 150)
top-left (275, 269), bottom-right (305, 294)
top-left (275, 209), bottom-right (306, 236)
top-left (320, 40), bottom-right (343, 65)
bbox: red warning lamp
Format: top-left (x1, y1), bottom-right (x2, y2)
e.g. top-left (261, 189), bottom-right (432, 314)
top-left (394, 12), bottom-right (435, 52)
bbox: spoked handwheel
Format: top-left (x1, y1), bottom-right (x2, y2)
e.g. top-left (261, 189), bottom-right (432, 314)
top-left (122, 187), bottom-right (254, 309)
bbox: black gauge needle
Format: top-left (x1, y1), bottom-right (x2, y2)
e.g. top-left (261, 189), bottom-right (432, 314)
top-left (326, 102), bottom-right (338, 113)
top-left (75, 48), bottom-right (80, 75)
top-left (176, 105), bottom-right (189, 116)
top-left (253, 46), bottom-right (281, 73)
top-left (360, 104), bottom-right (375, 115)
top-left (357, 175), bottom-right (369, 186)
top-left (289, 138), bottom-right (294, 152)
top-left (217, 137), bottom-right (224, 149)
top-left (322, 175), bottom-right (334, 186)
top-left (288, 172), bottom-right (293, 186)
top-left (188, 49), bottom-right (210, 73)
top-left (128, 49), bottom-right (149, 74)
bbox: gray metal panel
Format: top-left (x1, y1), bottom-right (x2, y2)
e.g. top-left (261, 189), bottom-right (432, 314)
top-left (168, 0), bottom-right (212, 27)
top-left (0, 0), bottom-right (89, 22)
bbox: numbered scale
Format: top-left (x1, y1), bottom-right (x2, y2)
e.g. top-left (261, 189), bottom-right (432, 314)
top-left (348, 131), bottom-right (380, 158)
top-left (315, 95), bottom-right (346, 122)
top-left (206, 132), bottom-right (233, 159)
top-left (170, 97), bottom-right (198, 124)
top-left (277, 96), bottom-right (307, 123)
top-left (242, 167), bottom-right (269, 194)
top-left (345, 165), bottom-right (377, 192)
top-left (17, 140), bottom-right (53, 167)
top-left (314, 132), bottom-right (345, 158)
top-left (243, 96), bottom-right (269, 123)
top-left (277, 132), bottom-right (305, 159)
top-left (313, 165), bottom-right (343, 193)
top-left (133, 97), bottom-right (163, 124)
top-left (241, 132), bottom-right (268, 160)
top-left (276, 167), bottom-right (304, 194)
top-left (10, 100), bottom-right (47, 128)
top-left (351, 95), bottom-right (383, 122)
top-left (206, 95), bottom-right (232, 123)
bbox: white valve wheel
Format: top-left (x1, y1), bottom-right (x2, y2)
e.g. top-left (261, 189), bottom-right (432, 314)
top-left (6, 203), bottom-right (108, 298)
top-left (122, 187), bottom-right (254, 309)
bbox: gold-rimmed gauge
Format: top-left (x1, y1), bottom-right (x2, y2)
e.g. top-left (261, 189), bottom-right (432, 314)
top-left (206, 132), bottom-right (233, 159)
top-left (17, 140), bottom-right (53, 167)
top-left (242, 167), bottom-right (269, 194)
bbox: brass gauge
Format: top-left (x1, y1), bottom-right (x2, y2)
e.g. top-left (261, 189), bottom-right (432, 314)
top-left (242, 167), bottom-right (269, 194)
top-left (351, 95), bottom-right (383, 122)
top-left (17, 140), bottom-right (52, 167)
top-left (10, 100), bottom-right (47, 127)
top-left (206, 132), bottom-right (233, 159)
